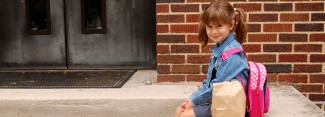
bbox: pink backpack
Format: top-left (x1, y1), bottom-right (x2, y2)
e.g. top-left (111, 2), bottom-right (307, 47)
top-left (222, 48), bottom-right (270, 117)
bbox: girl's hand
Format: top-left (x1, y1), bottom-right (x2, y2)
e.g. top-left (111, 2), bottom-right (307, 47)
top-left (185, 101), bottom-right (194, 110)
top-left (180, 98), bottom-right (190, 112)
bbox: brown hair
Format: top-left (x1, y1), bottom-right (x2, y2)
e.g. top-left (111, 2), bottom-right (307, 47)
top-left (198, 1), bottom-right (247, 46)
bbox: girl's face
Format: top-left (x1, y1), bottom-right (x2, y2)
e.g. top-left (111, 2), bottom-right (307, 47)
top-left (205, 21), bottom-right (234, 44)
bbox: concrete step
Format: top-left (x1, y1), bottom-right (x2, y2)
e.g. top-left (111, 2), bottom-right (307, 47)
top-left (0, 70), bottom-right (323, 117)
top-left (265, 84), bottom-right (324, 117)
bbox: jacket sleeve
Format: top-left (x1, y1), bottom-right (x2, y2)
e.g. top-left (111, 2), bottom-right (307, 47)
top-left (189, 52), bottom-right (246, 106)
top-left (189, 77), bottom-right (210, 106)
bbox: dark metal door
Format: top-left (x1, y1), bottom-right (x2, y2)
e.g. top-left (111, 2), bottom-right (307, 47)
top-left (0, 0), bottom-right (66, 69)
top-left (0, 0), bottom-right (156, 69)
top-left (66, 0), bottom-right (156, 69)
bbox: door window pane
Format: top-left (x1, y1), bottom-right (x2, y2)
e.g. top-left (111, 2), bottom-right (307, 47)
top-left (81, 0), bottom-right (107, 34)
top-left (26, 0), bottom-right (51, 35)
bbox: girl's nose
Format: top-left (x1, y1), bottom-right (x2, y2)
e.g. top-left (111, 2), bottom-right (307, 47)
top-left (212, 28), bottom-right (218, 34)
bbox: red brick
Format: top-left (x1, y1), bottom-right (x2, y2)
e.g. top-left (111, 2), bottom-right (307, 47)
top-left (263, 44), bottom-right (292, 52)
top-left (157, 15), bottom-right (184, 23)
top-left (170, 24), bottom-right (198, 33)
top-left (294, 64), bottom-right (322, 73)
top-left (248, 34), bottom-right (277, 42)
top-left (233, 3), bottom-right (262, 12)
top-left (247, 24), bottom-right (261, 32)
top-left (187, 35), bottom-right (200, 43)
top-left (187, 75), bottom-right (207, 82)
top-left (310, 33), bottom-right (325, 42)
top-left (202, 65), bottom-right (209, 74)
top-left (315, 104), bottom-right (322, 109)
top-left (171, 45), bottom-right (200, 53)
top-left (172, 65), bottom-right (200, 74)
top-left (187, 55), bottom-right (210, 63)
top-left (279, 54), bottom-right (307, 62)
top-left (186, 14), bottom-right (200, 22)
top-left (157, 55), bottom-right (185, 63)
top-left (264, 24), bottom-right (292, 32)
top-left (280, 13), bottom-right (309, 22)
top-left (312, 13), bottom-right (325, 21)
top-left (265, 64), bottom-right (292, 73)
top-left (296, 3), bottom-right (324, 11)
top-left (295, 24), bottom-right (324, 32)
top-left (278, 74), bottom-right (308, 83)
top-left (201, 45), bottom-right (214, 53)
top-left (171, 4), bottom-right (199, 12)
top-left (279, 34), bottom-right (308, 42)
top-left (249, 0), bottom-right (277, 1)
top-left (223, 0), bottom-right (246, 1)
top-left (187, 0), bottom-right (213, 2)
top-left (242, 44), bottom-right (261, 53)
top-left (267, 74), bottom-right (277, 82)
top-left (310, 74), bottom-right (325, 83)
top-left (202, 4), bottom-right (209, 11)
top-left (156, 45), bottom-right (170, 54)
top-left (264, 3), bottom-right (293, 11)
top-left (157, 75), bottom-right (185, 83)
top-left (248, 54), bottom-right (276, 62)
top-left (156, 25), bottom-right (169, 33)
top-left (280, 0), bottom-right (310, 2)
top-left (294, 44), bottom-right (323, 52)
top-left (310, 54), bottom-right (325, 62)
top-left (293, 84), bottom-right (323, 93)
top-left (157, 35), bottom-right (185, 43)
top-left (157, 65), bottom-right (170, 74)
top-left (309, 94), bottom-right (325, 101)
top-left (156, 5), bottom-right (169, 13)
top-left (157, 0), bottom-right (184, 3)
top-left (249, 14), bottom-right (278, 22)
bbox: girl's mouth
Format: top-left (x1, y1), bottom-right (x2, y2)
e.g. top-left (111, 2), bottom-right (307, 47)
top-left (211, 35), bottom-right (219, 38)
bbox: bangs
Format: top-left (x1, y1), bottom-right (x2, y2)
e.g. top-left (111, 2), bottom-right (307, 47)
top-left (201, 4), bottom-right (234, 25)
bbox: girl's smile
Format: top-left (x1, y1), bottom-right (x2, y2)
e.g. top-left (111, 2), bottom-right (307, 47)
top-left (210, 35), bottom-right (220, 39)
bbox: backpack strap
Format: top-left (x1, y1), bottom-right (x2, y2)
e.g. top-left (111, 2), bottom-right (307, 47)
top-left (238, 74), bottom-right (249, 111)
top-left (221, 48), bottom-right (243, 62)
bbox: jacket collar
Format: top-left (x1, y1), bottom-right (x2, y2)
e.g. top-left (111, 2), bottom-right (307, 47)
top-left (210, 33), bottom-right (235, 57)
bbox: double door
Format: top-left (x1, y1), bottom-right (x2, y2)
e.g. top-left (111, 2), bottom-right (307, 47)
top-left (0, 0), bottom-right (156, 69)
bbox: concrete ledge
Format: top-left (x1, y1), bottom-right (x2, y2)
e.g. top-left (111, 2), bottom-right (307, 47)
top-left (0, 70), bottom-right (323, 117)
top-left (265, 84), bottom-right (323, 117)
top-left (0, 70), bottom-right (196, 117)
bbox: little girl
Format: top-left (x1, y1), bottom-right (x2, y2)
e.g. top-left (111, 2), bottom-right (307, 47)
top-left (175, 1), bottom-right (249, 117)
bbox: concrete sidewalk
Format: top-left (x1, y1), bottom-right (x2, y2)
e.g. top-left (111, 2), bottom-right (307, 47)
top-left (0, 70), bottom-right (323, 117)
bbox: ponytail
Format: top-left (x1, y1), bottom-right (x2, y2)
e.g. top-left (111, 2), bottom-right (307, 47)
top-left (234, 8), bottom-right (247, 44)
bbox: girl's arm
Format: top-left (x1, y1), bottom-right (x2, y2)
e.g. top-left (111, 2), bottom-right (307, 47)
top-left (189, 78), bottom-right (210, 105)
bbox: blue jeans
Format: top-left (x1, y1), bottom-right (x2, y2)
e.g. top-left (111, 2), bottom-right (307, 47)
top-left (193, 104), bottom-right (212, 117)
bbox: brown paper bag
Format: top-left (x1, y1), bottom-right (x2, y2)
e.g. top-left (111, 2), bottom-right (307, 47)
top-left (211, 81), bottom-right (246, 117)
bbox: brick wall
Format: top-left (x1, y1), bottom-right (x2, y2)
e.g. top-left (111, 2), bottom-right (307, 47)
top-left (156, 0), bottom-right (325, 110)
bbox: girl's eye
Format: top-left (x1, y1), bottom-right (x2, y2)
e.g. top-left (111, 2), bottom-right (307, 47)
top-left (217, 25), bottom-right (222, 27)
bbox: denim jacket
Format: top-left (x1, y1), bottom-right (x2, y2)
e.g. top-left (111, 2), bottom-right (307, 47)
top-left (189, 33), bottom-right (249, 106)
